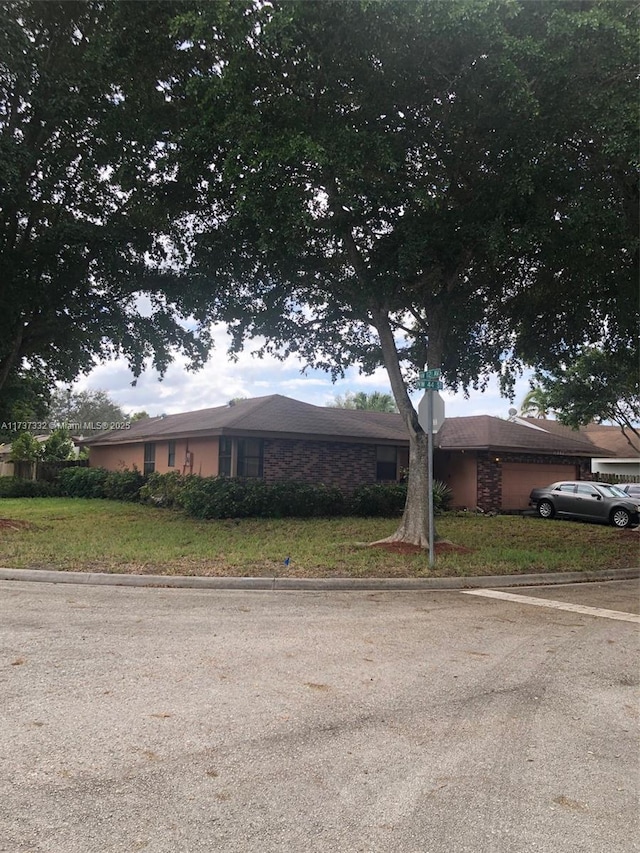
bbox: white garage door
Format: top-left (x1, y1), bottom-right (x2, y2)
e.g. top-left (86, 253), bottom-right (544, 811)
top-left (502, 462), bottom-right (578, 511)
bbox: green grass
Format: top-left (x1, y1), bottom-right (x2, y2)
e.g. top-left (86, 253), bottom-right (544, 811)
top-left (0, 498), bottom-right (637, 578)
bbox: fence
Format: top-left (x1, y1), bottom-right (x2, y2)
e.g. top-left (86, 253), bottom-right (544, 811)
top-left (592, 472), bottom-right (638, 485)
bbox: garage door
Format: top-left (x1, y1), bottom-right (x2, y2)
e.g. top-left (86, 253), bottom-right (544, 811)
top-left (501, 462), bottom-right (578, 511)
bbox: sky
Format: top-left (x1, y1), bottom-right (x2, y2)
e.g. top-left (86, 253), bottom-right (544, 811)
top-left (71, 323), bottom-right (533, 421)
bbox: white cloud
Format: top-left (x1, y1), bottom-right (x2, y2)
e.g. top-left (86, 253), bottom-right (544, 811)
top-left (72, 322), bottom-right (532, 419)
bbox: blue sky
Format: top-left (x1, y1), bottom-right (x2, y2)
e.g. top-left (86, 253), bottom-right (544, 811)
top-left (73, 322), bottom-right (533, 420)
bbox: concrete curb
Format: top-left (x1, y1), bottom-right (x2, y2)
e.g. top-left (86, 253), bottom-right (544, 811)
top-left (0, 566), bottom-right (638, 591)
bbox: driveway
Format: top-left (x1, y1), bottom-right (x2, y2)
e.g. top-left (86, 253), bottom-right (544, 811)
top-left (1, 579), bottom-right (638, 853)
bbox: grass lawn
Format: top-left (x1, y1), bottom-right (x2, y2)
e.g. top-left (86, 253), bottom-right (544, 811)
top-left (0, 497), bottom-right (637, 578)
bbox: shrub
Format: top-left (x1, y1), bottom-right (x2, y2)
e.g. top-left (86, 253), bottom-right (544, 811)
top-left (266, 481), bottom-right (346, 518)
top-left (178, 476), bottom-right (242, 519)
top-left (178, 477), bottom-right (348, 520)
top-left (0, 478), bottom-right (62, 498)
top-left (9, 432), bottom-right (42, 463)
top-left (59, 466), bottom-right (109, 498)
top-left (102, 468), bottom-right (146, 502)
top-left (139, 471), bottom-right (187, 507)
top-left (41, 429), bottom-right (75, 462)
top-left (432, 480), bottom-right (453, 514)
top-left (348, 484), bottom-right (408, 517)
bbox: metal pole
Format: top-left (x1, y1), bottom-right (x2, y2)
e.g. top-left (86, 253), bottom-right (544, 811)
top-left (427, 388), bottom-right (435, 567)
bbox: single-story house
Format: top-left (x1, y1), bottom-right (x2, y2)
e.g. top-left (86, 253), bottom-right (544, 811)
top-left (0, 434), bottom-right (52, 478)
top-left (508, 416), bottom-right (640, 480)
top-left (82, 394), bottom-right (616, 513)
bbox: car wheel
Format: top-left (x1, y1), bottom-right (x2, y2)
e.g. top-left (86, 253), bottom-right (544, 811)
top-left (611, 508), bottom-right (632, 529)
top-left (537, 500), bottom-right (554, 519)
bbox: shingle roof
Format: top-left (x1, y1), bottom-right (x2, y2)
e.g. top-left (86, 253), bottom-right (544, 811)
top-left (435, 415), bottom-right (611, 457)
top-left (578, 423), bottom-right (639, 457)
top-left (82, 394), bottom-right (409, 445)
top-left (82, 394), bottom-right (614, 457)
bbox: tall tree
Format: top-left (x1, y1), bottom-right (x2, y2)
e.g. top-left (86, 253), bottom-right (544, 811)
top-left (537, 347), bottom-right (640, 448)
top-left (0, 0), bottom-right (212, 394)
top-left (173, 0), bottom-right (636, 546)
top-left (46, 388), bottom-right (126, 435)
top-left (0, 369), bottom-right (50, 441)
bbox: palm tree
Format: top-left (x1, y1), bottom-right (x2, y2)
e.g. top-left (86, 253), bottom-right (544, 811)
top-left (329, 391), bottom-right (398, 412)
top-left (520, 386), bottom-right (551, 418)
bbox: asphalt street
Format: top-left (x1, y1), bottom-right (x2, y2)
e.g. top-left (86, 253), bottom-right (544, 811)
top-left (1, 579), bottom-right (638, 853)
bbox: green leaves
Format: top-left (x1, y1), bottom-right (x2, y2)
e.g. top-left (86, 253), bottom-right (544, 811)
top-left (0, 0), bottom-right (215, 390)
top-left (537, 347), bottom-right (640, 439)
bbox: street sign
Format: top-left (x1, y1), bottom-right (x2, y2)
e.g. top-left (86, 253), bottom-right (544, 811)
top-left (418, 390), bottom-right (445, 434)
top-left (419, 379), bottom-right (443, 390)
top-left (419, 368), bottom-right (442, 384)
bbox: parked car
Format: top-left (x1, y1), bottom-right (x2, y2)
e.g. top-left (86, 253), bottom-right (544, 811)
top-left (529, 481), bottom-right (640, 528)
top-left (620, 483), bottom-right (640, 499)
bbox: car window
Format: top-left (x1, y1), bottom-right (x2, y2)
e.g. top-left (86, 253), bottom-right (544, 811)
top-left (556, 484), bottom-right (576, 493)
top-left (576, 484), bottom-right (598, 495)
top-left (599, 484), bottom-right (627, 498)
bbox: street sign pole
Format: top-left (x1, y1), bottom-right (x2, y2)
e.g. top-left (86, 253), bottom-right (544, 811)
top-left (427, 388), bottom-right (435, 568)
top-left (417, 367), bottom-right (444, 568)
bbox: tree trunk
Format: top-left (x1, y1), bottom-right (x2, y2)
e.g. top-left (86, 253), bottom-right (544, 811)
top-left (369, 307), bottom-right (441, 549)
top-left (372, 428), bottom-right (437, 548)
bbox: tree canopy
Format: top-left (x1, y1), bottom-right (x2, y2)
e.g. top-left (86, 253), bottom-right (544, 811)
top-left (46, 388), bottom-right (127, 435)
top-left (0, 0), bottom-right (214, 396)
top-left (2, 1), bottom-right (636, 546)
top-left (537, 347), bottom-right (640, 446)
top-left (171, 0), bottom-right (637, 544)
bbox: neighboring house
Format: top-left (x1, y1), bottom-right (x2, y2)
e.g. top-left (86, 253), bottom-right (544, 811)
top-left (581, 423), bottom-right (640, 478)
top-left (511, 417), bottom-right (640, 480)
top-left (0, 434), bottom-right (51, 478)
top-left (82, 394), bottom-right (614, 513)
top-left (0, 443), bottom-right (14, 477)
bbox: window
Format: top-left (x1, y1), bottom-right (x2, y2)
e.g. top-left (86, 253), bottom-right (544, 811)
top-left (375, 446), bottom-right (408, 481)
top-left (167, 440), bottom-right (176, 468)
top-left (218, 437), bottom-right (232, 476)
top-left (376, 446), bottom-right (397, 481)
top-left (237, 438), bottom-right (263, 478)
top-left (217, 437), bottom-right (264, 478)
top-left (143, 442), bottom-right (156, 475)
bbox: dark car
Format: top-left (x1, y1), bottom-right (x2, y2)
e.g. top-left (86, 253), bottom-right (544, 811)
top-left (529, 481), bottom-right (640, 528)
top-left (620, 483), bottom-right (640, 499)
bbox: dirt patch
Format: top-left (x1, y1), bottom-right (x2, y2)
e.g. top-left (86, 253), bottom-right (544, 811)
top-left (370, 540), bottom-right (474, 556)
top-left (0, 518), bottom-right (37, 531)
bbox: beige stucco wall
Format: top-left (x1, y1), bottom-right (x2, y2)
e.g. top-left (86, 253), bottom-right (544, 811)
top-left (89, 437), bottom-right (221, 477)
top-left (184, 437), bottom-right (219, 477)
top-left (89, 444), bottom-right (143, 471)
top-left (434, 451), bottom-right (478, 509)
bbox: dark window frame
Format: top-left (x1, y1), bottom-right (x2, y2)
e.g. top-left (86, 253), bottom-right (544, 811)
top-left (167, 440), bottom-right (176, 468)
top-left (218, 436), bottom-right (232, 477)
top-left (237, 438), bottom-right (264, 479)
top-left (376, 445), bottom-right (398, 481)
top-left (143, 442), bottom-right (156, 475)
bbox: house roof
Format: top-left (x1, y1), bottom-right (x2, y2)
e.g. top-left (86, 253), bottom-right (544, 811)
top-left (580, 423), bottom-right (639, 457)
top-left (514, 417), bottom-right (638, 458)
top-left (82, 394), bottom-right (409, 446)
top-left (83, 394), bottom-right (614, 457)
top-left (435, 415), bottom-right (611, 457)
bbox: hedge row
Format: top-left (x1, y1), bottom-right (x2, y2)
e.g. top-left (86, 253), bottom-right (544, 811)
top-left (0, 467), bottom-right (453, 519)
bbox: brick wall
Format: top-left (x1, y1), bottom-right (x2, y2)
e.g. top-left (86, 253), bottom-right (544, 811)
top-left (263, 438), bottom-right (378, 491)
top-left (476, 452), bottom-right (501, 512)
